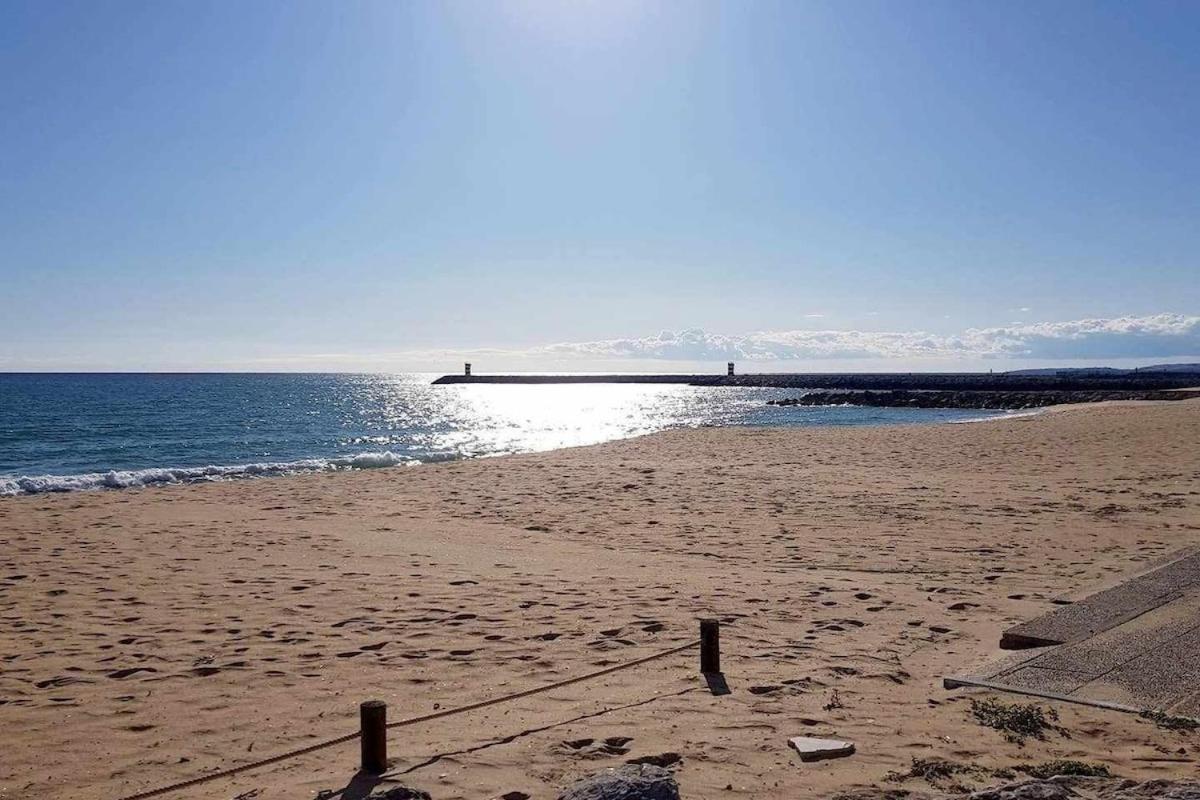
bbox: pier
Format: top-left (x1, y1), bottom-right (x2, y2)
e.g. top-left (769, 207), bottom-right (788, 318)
top-left (431, 369), bottom-right (1200, 392)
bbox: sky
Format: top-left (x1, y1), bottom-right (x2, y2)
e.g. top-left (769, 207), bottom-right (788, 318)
top-left (1, 0), bottom-right (1198, 373)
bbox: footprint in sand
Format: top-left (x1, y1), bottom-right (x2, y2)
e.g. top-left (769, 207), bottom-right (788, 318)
top-left (35, 676), bottom-right (92, 689)
top-left (108, 667), bottom-right (157, 679)
top-left (600, 737), bottom-right (633, 755)
top-left (627, 752), bottom-right (682, 768)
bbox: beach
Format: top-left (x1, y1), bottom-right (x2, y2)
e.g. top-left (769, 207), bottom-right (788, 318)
top-left (3, 400), bottom-right (1199, 800)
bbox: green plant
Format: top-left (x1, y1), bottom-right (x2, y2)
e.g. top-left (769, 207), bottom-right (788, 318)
top-left (1017, 760), bottom-right (1110, 779)
top-left (969, 697), bottom-right (1061, 744)
top-left (887, 757), bottom-right (977, 784)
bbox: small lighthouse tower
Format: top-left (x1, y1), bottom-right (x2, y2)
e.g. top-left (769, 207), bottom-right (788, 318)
top-left (464, 363), bottom-right (472, 377)
top-left (727, 362), bottom-right (735, 377)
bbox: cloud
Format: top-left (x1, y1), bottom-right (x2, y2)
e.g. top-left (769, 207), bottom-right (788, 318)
top-left (88, 313), bottom-right (1192, 372)
top-left (533, 314), bottom-right (1200, 362)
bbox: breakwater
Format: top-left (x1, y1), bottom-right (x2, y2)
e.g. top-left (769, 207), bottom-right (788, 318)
top-left (767, 388), bottom-right (1200, 410)
top-left (432, 371), bottom-right (1200, 391)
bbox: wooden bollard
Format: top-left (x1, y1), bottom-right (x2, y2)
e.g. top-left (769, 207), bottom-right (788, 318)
top-left (700, 618), bottom-right (721, 674)
top-left (360, 699), bottom-right (387, 774)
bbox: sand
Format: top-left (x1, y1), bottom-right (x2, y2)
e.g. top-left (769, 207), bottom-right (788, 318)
top-left (2, 400), bottom-right (1199, 800)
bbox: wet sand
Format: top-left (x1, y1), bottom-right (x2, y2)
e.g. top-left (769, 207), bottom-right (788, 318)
top-left (2, 400), bottom-right (1199, 800)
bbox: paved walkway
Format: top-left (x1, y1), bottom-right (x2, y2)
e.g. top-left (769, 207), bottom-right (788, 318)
top-left (946, 549), bottom-right (1200, 717)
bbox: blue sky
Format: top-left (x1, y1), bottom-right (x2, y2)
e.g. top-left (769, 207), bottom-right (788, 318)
top-left (1, 0), bottom-right (1197, 372)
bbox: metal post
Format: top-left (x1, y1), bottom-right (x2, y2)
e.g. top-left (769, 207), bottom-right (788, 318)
top-left (360, 700), bottom-right (387, 773)
top-left (700, 618), bottom-right (721, 674)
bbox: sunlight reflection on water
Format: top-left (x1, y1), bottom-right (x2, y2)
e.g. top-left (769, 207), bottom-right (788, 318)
top-left (0, 373), bottom-right (1004, 492)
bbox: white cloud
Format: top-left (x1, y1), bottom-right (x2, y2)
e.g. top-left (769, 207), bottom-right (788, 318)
top-left (32, 313), bottom-right (1190, 372)
top-left (532, 314), bottom-right (1200, 362)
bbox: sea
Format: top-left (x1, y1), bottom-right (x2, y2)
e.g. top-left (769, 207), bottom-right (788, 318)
top-left (0, 373), bottom-right (1009, 496)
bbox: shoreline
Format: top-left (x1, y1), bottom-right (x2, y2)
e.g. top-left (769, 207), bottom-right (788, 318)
top-left (0, 406), bottom-right (1009, 498)
top-left (0, 398), bottom-right (1165, 497)
top-left (2, 400), bottom-right (1199, 800)
top-left (0, 397), bottom-right (1166, 498)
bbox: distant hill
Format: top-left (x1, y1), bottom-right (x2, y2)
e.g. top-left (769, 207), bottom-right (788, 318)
top-left (1006, 364), bottom-right (1200, 376)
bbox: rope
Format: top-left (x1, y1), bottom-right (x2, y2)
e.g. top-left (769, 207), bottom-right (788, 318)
top-left (384, 639), bottom-right (699, 730)
top-left (113, 638), bottom-right (699, 800)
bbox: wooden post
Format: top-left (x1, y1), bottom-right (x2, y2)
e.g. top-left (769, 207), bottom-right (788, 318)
top-left (700, 618), bottom-right (720, 674)
top-left (360, 700), bottom-right (387, 774)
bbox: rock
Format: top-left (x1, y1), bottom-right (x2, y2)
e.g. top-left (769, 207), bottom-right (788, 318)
top-left (833, 791), bottom-right (938, 800)
top-left (970, 779), bottom-right (1078, 800)
top-left (787, 736), bottom-right (856, 762)
top-left (557, 764), bottom-right (680, 800)
top-left (827, 778), bottom-right (1200, 800)
top-left (1099, 780), bottom-right (1200, 800)
top-left (366, 787), bottom-right (432, 800)
top-left (766, 389), bottom-right (1192, 411)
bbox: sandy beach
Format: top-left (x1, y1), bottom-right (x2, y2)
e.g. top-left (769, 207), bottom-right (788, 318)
top-left (3, 400), bottom-right (1199, 800)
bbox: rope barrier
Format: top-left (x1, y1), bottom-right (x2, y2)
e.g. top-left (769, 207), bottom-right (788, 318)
top-left (113, 638), bottom-right (700, 800)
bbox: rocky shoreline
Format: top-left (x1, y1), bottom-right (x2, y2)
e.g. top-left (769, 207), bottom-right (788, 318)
top-left (767, 389), bottom-right (1199, 410)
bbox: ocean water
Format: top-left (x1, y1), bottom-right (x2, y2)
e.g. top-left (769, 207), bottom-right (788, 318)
top-left (0, 373), bottom-right (1006, 496)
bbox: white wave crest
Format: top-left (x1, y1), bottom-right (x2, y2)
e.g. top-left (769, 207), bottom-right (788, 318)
top-left (0, 451), bottom-right (429, 497)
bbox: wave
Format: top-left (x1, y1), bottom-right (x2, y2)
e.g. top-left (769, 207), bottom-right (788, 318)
top-left (947, 408), bottom-right (1046, 425)
top-left (0, 450), bottom-right (448, 497)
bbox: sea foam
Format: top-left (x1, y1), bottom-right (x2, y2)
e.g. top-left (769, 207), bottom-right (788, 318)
top-left (0, 451), bottom-right (423, 497)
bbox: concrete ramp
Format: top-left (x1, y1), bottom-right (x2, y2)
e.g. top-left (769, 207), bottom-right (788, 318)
top-left (946, 548), bottom-right (1200, 717)
top-left (1000, 549), bottom-right (1200, 649)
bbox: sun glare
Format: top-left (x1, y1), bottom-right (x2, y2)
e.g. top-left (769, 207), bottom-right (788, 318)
top-left (500, 0), bottom-right (648, 45)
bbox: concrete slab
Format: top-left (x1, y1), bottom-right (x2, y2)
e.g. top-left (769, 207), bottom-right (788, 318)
top-left (788, 736), bottom-right (855, 762)
top-left (946, 548), bottom-right (1200, 719)
top-left (997, 665), bottom-right (1093, 695)
top-left (1167, 690), bottom-right (1200, 718)
top-left (1090, 624), bottom-right (1200, 710)
top-left (1000, 549), bottom-right (1200, 649)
